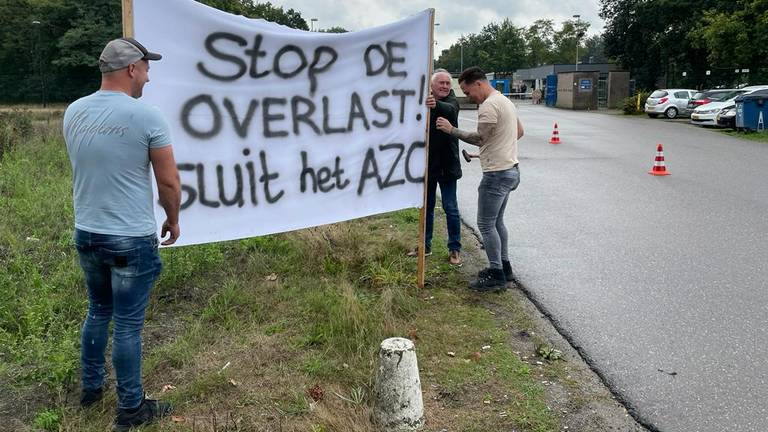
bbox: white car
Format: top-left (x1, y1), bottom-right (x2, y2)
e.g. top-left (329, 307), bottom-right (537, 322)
top-left (690, 85), bottom-right (768, 126)
top-left (645, 89), bottom-right (697, 119)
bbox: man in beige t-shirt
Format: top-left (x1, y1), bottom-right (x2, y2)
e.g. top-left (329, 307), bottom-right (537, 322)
top-left (436, 66), bottom-right (524, 292)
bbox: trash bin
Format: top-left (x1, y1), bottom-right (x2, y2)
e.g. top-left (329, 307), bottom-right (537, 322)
top-left (735, 89), bottom-right (768, 132)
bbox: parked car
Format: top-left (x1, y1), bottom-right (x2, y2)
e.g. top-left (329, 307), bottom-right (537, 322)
top-left (645, 89), bottom-right (697, 119)
top-left (685, 89), bottom-right (741, 116)
top-left (715, 105), bottom-right (738, 128)
top-left (691, 86), bottom-right (768, 127)
top-left (716, 88), bottom-right (768, 128)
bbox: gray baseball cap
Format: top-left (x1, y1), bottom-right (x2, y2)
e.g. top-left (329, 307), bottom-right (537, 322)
top-left (99, 37), bottom-right (162, 73)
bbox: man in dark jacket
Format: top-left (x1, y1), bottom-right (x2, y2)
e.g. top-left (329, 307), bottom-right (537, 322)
top-left (408, 69), bottom-right (462, 265)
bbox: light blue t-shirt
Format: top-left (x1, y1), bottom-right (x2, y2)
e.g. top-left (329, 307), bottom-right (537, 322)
top-left (63, 91), bottom-right (172, 236)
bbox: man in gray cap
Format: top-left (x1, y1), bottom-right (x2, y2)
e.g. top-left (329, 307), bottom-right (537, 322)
top-left (63, 37), bottom-right (180, 431)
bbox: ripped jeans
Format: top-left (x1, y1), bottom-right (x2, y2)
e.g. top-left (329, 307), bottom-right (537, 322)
top-left (75, 229), bottom-right (162, 410)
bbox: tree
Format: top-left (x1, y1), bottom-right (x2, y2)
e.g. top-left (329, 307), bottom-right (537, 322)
top-left (582, 34), bottom-right (608, 64)
top-left (199, 0), bottom-right (308, 29)
top-left (524, 19), bottom-right (555, 67)
top-left (51, 0), bottom-right (121, 102)
top-left (551, 19), bottom-right (590, 65)
top-left (689, 0), bottom-right (768, 85)
top-left (320, 26), bottom-right (348, 33)
top-left (434, 19), bottom-right (525, 74)
top-left (434, 36), bottom-right (466, 73)
top-left (600, 0), bottom-right (736, 89)
top-left (0, 0), bottom-right (312, 103)
top-left (483, 20), bottom-right (526, 73)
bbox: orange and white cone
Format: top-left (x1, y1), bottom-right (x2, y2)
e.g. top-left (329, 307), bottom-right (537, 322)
top-left (549, 123), bottom-right (561, 144)
top-left (648, 143), bottom-right (670, 176)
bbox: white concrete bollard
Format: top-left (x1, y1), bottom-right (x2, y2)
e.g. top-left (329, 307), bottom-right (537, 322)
top-left (372, 337), bottom-right (425, 431)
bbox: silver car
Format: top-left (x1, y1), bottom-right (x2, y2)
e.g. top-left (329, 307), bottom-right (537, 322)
top-left (645, 89), bottom-right (698, 119)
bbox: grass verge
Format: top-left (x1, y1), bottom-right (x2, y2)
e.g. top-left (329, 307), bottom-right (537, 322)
top-left (719, 129), bottom-right (768, 143)
top-left (1, 114), bottom-right (571, 432)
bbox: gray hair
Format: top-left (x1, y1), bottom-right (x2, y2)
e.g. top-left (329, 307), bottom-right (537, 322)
top-left (431, 68), bottom-right (451, 82)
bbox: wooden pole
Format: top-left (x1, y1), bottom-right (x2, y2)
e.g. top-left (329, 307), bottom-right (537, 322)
top-left (417, 9), bottom-right (435, 289)
top-left (122, 0), bottom-right (134, 38)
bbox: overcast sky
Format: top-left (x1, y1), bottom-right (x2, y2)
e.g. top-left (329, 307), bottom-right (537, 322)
top-left (268, 0), bottom-right (604, 54)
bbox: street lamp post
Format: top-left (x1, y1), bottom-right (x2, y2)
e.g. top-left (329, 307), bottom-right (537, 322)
top-left (460, 34), bottom-right (464, 72)
top-left (572, 15), bottom-right (580, 72)
top-left (32, 20), bottom-right (46, 107)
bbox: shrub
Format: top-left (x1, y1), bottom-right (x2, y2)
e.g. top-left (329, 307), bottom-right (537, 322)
top-left (623, 90), bottom-right (651, 115)
top-left (0, 110), bottom-right (33, 159)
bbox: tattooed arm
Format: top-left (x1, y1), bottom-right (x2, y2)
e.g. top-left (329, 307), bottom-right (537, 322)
top-left (435, 117), bottom-right (496, 147)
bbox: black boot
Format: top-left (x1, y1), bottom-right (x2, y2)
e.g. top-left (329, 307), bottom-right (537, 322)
top-left (80, 386), bottom-right (104, 408)
top-left (470, 268), bottom-right (506, 292)
top-left (502, 260), bottom-right (514, 282)
top-left (113, 397), bottom-right (172, 432)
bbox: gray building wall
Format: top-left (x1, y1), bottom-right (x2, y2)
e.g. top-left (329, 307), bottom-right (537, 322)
top-left (607, 71), bottom-right (631, 109)
top-left (556, 72), bottom-right (599, 110)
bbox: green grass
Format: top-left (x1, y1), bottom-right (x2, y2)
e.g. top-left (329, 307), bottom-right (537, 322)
top-left (0, 113), bottom-right (563, 431)
top-left (720, 129), bottom-right (768, 142)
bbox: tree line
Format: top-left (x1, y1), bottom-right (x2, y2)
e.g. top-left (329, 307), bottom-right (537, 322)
top-left (436, 0), bottom-right (766, 91)
top-left (601, 0), bottom-right (767, 90)
top-left (0, 0), bottom-right (310, 104)
top-left (2, 0), bottom-right (763, 104)
top-left (435, 18), bottom-right (606, 76)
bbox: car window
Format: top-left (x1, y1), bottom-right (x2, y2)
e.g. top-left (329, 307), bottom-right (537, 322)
top-left (650, 90), bottom-right (668, 98)
top-left (674, 91), bottom-right (689, 98)
top-left (708, 91), bottom-right (735, 101)
top-left (692, 92), bottom-right (706, 99)
top-left (724, 90), bottom-right (747, 100)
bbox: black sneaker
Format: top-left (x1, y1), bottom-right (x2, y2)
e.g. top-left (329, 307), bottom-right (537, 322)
top-left (80, 387), bottom-right (104, 408)
top-left (470, 268), bottom-right (506, 292)
top-left (502, 260), bottom-right (514, 282)
top-left (113, 397), bottom-right (172, 432)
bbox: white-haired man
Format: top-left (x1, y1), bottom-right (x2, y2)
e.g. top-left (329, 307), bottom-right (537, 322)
top-left (408, 69), bottom-right (463, 265)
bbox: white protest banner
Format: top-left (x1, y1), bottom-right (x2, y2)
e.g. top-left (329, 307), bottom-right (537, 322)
top-left (133, 0), bottom-right (432, 247)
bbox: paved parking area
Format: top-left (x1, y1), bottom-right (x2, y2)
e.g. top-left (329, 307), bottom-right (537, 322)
top-left (454, 104), bottom-right (768, 432)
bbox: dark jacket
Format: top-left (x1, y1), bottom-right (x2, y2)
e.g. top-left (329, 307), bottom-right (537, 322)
top-left (428, 89), bottom-right (462, 181)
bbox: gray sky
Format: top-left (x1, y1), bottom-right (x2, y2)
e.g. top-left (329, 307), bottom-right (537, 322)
top-left (268, 0), bottom-right (604, 54)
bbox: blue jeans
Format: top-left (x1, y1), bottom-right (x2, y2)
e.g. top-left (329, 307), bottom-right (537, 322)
top-left (74, 229), bottom-right (162, 410)
top-left (477, 167), bottom-right (520, 269)
top-left (425, 177), bottom-right (461, 252)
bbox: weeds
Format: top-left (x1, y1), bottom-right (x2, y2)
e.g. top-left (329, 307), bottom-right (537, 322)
top-left (0, 110), bottom-right (33, 159)
top-left (32, 409), bottom-right (61, 432)
top-left (1, 119), bottom-right (561, 431)
top-left (536, 344), bottom-right (564, 361)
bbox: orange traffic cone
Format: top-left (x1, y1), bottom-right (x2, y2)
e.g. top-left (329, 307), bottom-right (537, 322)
top-left (648, 143), bottom-right (670, 176)
top-left (548, 123), bottom-right (561, 144)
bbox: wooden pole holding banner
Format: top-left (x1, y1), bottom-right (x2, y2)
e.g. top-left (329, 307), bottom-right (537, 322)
top-left (122, 0), bottom-right (134, 38)
top-left (417, 9), bottom-right (436, 289)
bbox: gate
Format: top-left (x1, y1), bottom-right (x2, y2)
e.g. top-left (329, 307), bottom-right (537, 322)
top-left (598, 78), bottom-right (608, 108)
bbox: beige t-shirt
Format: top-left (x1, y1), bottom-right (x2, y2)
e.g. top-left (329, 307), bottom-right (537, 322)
top-left (478, 91), bottom-right (519, 172)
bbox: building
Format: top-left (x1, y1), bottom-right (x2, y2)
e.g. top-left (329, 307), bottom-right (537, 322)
top-left (514, 63), bottom-right (630, 109)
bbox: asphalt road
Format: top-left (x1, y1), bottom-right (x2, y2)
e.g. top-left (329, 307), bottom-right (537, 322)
top-left (453, 103), bottom-right (768, 432)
